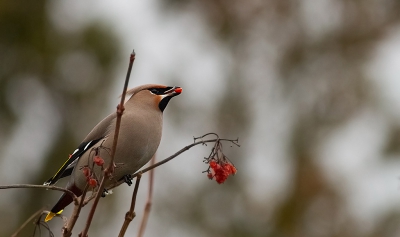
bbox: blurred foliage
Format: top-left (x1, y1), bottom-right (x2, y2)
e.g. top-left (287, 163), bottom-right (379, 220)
top-left (157, 0), bottom-right (400, 237)
top-left (384, 127), bottom-right (400, 157)
top-left (0, 0), bottom-right (120, 236)
top-left (3, 0), bottom-right (400, 236)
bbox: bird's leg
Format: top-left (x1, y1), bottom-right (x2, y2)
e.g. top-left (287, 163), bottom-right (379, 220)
top-left (123, 174), bottom-right (133, 186)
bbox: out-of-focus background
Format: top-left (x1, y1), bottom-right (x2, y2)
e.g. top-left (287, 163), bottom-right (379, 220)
top-left (1, 0), bottom-right (400, 236)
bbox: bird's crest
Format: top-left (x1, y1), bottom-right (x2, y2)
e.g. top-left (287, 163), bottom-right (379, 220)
top-left (124, 84), bottom-right (167, 98)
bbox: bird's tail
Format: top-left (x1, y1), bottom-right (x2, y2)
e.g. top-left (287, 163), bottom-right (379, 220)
top-left (45, 210), bottom-right (63, 222)
top-left (45, 183), bottom-right (82, 222)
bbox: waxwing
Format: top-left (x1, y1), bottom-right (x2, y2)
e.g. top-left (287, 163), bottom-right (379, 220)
top-left (44, 84), bottom-right (182, 222)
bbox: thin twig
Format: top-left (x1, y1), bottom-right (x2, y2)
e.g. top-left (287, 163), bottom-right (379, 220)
top-left (11, 208), bottom-right (44, 237)
top-left (109, 49), bottom-right (136, 175)
top-left (132, 138), bottom-right (239, 179)
top-left (118, 173), bottom-right (142, 237)
top-left (0, 184), bottom-right (78, 204)
top-left (103, 137), bottom-right (239, 191)
top-left (194, 132), bottom-right (220, 141)
top-left (34, 219), bottom-right (55, 237)
top-left (80, 50), bottom-right (136, 237)
top-left (137, 156), bottom-right (156, 237)
top-left (63, 185), bottom-right (89, 237)
top-left (82, 191), bottom-right (97, 207)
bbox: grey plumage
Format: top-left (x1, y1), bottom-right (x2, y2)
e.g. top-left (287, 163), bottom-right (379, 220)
top-left (44, 84), bottom-right (181, 221)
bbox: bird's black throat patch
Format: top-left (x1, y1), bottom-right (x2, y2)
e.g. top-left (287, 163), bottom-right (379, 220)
top-left (159, 96), bottom-right (173, 112)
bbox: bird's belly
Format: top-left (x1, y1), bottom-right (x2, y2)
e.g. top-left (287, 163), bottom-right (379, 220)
top-left (73, 118), bottom-right (162, 190)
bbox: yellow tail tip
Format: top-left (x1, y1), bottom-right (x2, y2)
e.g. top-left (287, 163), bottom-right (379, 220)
top-left (45, 210), bottom-right (63, 222)
top-left (45, 212), bottom-right (55, 222)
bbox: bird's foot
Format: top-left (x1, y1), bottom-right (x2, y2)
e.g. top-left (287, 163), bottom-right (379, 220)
top-left (123, 174), bottom-right (133, 186)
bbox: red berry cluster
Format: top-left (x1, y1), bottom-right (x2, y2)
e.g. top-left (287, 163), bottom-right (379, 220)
top-left (88, 178), bottom-right (97, 187)
top-left (93, 155), bottom-right (105, 166)
top-left (207, 160), bottom-right (237, 184)
top-left (81, 155), bottom-right (105, 188)
top-left (82, 167), bottom-right (97, 187)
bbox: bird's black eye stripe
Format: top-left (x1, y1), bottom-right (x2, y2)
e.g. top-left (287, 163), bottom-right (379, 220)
top-left (148, 87), bottom-right (173, 95)
top-left (149, 89), bottom-right (160, 94)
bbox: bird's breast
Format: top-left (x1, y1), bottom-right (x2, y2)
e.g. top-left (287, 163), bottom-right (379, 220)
top-left (112, 110), bottom-right (163, 175)
top-left (72, 109), bottom-right (163, 189)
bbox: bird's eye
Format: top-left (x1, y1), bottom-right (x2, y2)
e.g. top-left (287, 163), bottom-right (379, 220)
top-left (149, 88), bottom-right (159, 94)
top-left (148, 87), bottom-right (173, 95)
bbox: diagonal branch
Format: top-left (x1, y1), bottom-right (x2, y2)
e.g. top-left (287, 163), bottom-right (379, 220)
top-left (62, 185), bottom-right (89, 237)
top-left (137, 155), bottom-right (156, 237)
top-left (79, 49), bottom-right (136, 237)
top-left (11, 208), bottom-right (44, 237)
top-left (0, 184), bottom-right (78, 204)
top-left (118, 173), bottom-right (142, 237)
top-left (101, 137), bottom-right (239, 192)
top-left (132, 138), bottom-right (239, 179)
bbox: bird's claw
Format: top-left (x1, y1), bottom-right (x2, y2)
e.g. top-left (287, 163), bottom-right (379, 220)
top-left (123, 174), bottom-right (133, 186)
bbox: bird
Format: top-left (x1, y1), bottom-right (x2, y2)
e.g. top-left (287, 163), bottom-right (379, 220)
top-left (43, 84), bottom-right (182, 222)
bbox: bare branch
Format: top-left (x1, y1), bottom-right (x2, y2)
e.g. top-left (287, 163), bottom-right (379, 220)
top-left (29, 211), bottom-right (56, 237)
top-left (11, 208), bottom-right (44, 237)
top-left (194, 132), bottom-right (220, 140)
top-left (137, 156), bottom-right (156, 237)
top-left (118, 173), bottom-right (142, 237)
top-left (132, 138), bottom-right (239, 179)
top-left (104, 136), bottom-right (239, 191)
top-left (62, 185), bottom-right (89, 237)
top-left (80, 49), bottom-right (136, 237)
top-left (0, 184), bottom-right (78, 204)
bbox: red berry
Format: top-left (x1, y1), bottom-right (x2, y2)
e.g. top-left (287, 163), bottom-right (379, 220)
top-left (213, 163), bottom-right (221, 172)
top-left (82, 167), bottom-right (91, 177)
top-left (207, 173), bottom-right (213, 180)
top-left (207, 160), bottom-right (236, 184)
top-left (88, 178), bottom-right (97, 187)
top-left (93, 156), bottom-right (104, 166)
top-left (209, 161), bottom-right (217, 168)
top-left (224, 163), bottom-right (237, 175)
top-left (223, 164), bottom-right (231, 173)
top-left (216, 166), bottom-right (228, 176)
top-left (231, 165), bottom-right (237, 175)
top-left (215, 174), bottom-right (226, 184)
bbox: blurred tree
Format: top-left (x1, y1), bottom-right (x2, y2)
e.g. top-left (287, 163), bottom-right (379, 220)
top-left (156, 0), bottom-right (400, 237)
top-left (3, 0), bottom-right (400, 236)
top-left (0, 0), bottom-right (120, 236)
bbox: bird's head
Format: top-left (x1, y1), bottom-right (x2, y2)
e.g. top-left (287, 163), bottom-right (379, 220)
top-left (125, 84), bottom-right (182, 112)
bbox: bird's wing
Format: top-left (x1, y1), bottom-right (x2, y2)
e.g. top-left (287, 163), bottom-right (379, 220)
top-left (43, 113), bottom-right (116, 185)
top-left (43, 138), bottom-right (102, 185)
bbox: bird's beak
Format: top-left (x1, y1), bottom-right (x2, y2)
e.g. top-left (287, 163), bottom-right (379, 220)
top-left (166, 86), bottom-right (182, 97)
